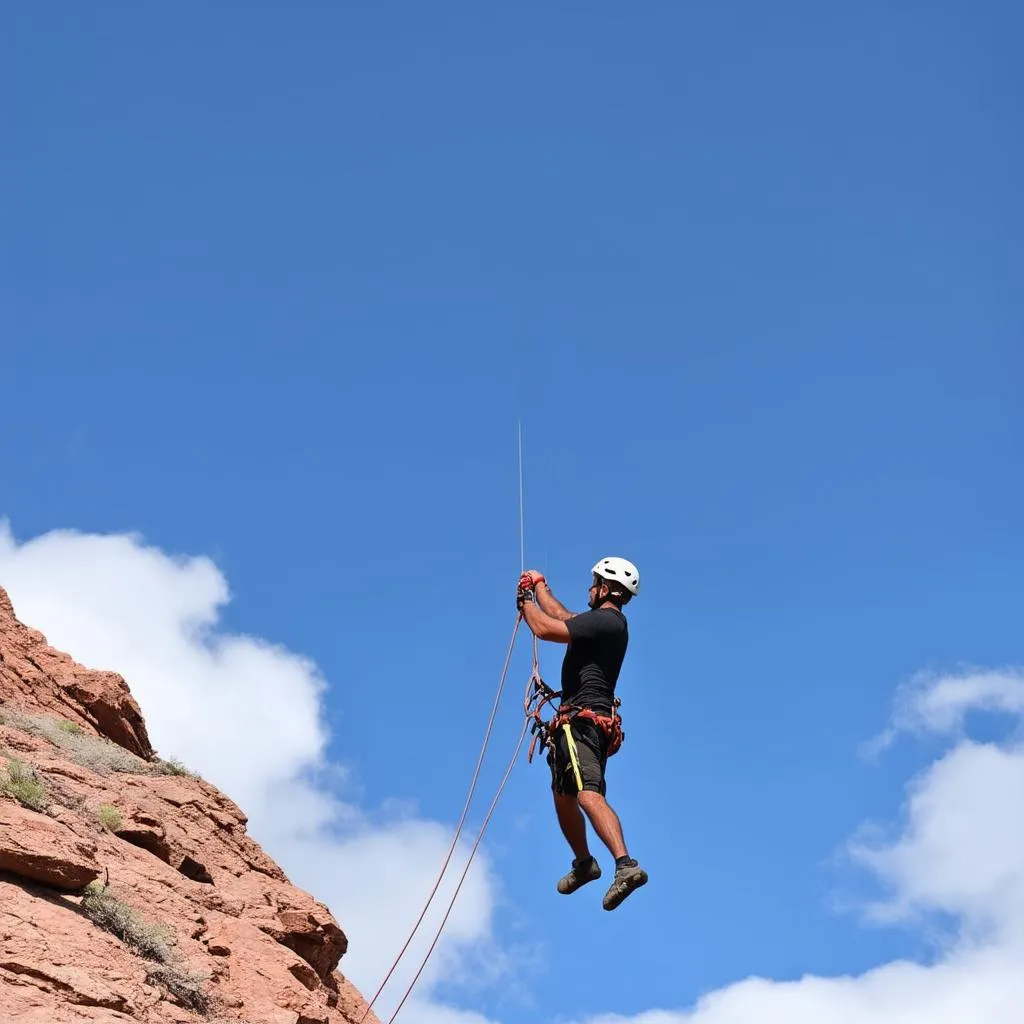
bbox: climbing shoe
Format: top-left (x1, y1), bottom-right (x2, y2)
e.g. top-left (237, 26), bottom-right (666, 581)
top-left (601, 859), bottom-right (648, 910)
top-left (557, 855), bottom-right (602, 895)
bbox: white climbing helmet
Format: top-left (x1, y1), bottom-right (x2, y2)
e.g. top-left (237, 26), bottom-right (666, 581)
top-left (591, 556), bottom-right (640, 596)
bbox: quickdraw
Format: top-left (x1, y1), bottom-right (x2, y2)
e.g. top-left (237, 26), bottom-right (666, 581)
top-left (524, 672), bottom-right (561, 762)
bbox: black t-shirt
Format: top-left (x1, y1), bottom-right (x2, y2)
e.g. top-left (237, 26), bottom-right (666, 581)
top-left (561, 607), bottom-right (629, 715)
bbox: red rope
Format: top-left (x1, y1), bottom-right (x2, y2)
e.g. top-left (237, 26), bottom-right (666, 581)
top-left (360, 615), bottom-right (523, 1023)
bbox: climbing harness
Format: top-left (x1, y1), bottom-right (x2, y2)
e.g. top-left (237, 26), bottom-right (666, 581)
top-left (524, 672), bottom-right (626, 795)
top-left (564, 702), bottom-right (625, 757)
top-left (528, 692), bottom-right (622, 794)
top-left (528, 697), bottom-right (625, 763)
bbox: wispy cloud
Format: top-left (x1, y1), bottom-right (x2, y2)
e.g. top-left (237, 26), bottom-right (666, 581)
top-left (863, 667), bottom-right (1024, 756)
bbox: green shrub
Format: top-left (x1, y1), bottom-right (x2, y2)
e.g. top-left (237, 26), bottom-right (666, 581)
top-left (57, 719), bottom-right (83, 734)
top-left (0, 756), bottom-right (47, 811)
top-left (96, 804), bottom-right (123, 832)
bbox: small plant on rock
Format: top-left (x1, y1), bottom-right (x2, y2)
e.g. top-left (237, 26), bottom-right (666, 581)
top-left (0, 756), bottom-right (48, 812)
top-left (152, 756), bottom-right (199, 779)
top-left (2, 708), bottom-right (149, 775)
top-left (145, 964), bottom-right (212, 1014)
top-left (96, 803), bottom-right (123, 832)
top-left (82, 883), bottom-right (214, 1013)
top-left (81, 884), bottom-right (175, 963)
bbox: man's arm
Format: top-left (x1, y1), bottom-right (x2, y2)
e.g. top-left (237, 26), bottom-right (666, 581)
top-left (521, 599), bottom-right (571, 643)
top-left (534, 581), bottom-right (577, 622)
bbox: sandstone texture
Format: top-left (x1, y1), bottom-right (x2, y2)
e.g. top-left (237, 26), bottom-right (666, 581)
top-left (0, 586), bottom-right (379, 1024)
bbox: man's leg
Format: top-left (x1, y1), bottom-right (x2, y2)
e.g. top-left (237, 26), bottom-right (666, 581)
top-left (553, 792), bottom-right (591, 861)
top-left (578, 789), bottom-right (647, 909)
top-left (572, 730), bottom-right (648, 911)
top-left (552, 791), bottom-right (603, 894)
top-left (576, 790), bottom-right (628, 860)
top-left (549, 739), bottom-right (603, 895)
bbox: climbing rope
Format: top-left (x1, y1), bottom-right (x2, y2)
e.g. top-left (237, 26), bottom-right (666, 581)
top-left (382, 634), bottom-right (550, 1023)
top-left (362, 427), bottom-right (538, 1022)
top-left (360, 615), bottom-right (524, 1023)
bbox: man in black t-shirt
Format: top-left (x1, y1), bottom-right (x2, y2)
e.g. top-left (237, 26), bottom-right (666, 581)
top-left (518, 556), bottom-right (648, 911)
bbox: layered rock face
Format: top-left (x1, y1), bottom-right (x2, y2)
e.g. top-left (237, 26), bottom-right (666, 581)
top-left (0, 587), bottom-right (379, 1024)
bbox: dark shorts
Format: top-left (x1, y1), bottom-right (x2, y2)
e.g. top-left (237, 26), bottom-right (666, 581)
top-left (547, 716), bottom-right (609, 796)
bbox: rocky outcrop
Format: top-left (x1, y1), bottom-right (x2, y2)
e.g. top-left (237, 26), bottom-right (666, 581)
top-left (0, 801), bottom-right (101, 889)
top-left (0, 587), bottom-right (152, 759)
top-left (0, 586), bottom-right (379, 1024)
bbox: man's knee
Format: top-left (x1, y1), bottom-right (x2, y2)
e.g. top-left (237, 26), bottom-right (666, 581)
top-left (577, 788), bottom-right (608, 810)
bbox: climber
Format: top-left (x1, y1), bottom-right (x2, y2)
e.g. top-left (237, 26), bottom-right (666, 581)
top-left (517, 556), bottom-right (648, 911)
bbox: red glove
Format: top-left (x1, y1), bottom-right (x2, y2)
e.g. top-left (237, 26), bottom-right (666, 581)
top-left (516, 571), bottom-right (544, 611)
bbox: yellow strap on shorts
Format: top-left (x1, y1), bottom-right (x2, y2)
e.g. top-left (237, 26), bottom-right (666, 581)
top-left (563, 722), bottom-right (584, 792)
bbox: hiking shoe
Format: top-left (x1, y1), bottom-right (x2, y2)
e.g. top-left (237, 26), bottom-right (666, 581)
top-left (602, 859), bottom-right (648, 910)
top-left (557, 856), bottom-right (602, 895)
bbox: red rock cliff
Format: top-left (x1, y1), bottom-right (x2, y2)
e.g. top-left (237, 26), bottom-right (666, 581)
top-left (0, 586), bottom-right (379, 1024)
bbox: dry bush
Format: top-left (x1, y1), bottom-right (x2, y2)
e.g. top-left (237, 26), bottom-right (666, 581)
top-left (145, 963), bottom-right (212, 1014)
top-left (1, 707), bottom-right (150, 774)
top-left (81, 884), bottom-right (175, 963)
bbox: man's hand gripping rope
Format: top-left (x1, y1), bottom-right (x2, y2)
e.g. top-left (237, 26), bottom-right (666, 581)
top-left (516, 570), bottom-right (545, 612)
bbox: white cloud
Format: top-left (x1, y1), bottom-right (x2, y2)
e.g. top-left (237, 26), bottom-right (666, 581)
top-left (849, 668), bottom-right (1024, 949)
top-left (0, 521), bottom-right (505, 1024)
top-left (891, 669), bottom-right (1024, 737)
top-left (864, 668), bottom-right (1024, 756)
top-left (562, 944), bottom-right (1024, 1023)
top-left (5, 520), bottom-right (1024, 1024)
top-left (849, 742), bottom-right (1024, 939)
top-left (564, 668), bottom-right (1024, 1024)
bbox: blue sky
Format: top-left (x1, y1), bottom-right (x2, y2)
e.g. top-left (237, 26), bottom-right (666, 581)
top-left (4, 3), bottom-right (1023, 1022)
